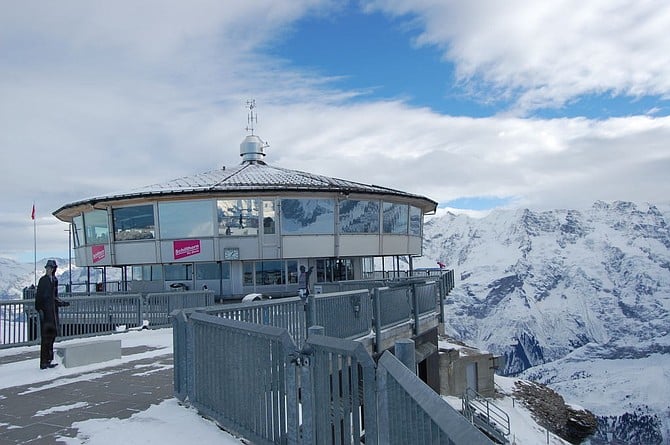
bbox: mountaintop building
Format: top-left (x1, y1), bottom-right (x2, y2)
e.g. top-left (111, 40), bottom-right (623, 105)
top-left (53, 105), bottom-right (437, 298)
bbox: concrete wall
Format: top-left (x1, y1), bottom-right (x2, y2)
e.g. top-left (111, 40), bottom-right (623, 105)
top-left (439, 348), bottom-right (497, 398)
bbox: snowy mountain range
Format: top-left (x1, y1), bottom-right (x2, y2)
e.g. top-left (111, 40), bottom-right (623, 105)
top-left (421, 201), bottom-right (670, 444)
top-left (3, 200), bottom-right (669, 443)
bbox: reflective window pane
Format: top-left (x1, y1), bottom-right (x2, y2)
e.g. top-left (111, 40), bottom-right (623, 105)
top-left (195, 262), bottom-right (221, 280)
top-left (218, 199), bottom-right (259, 236)
top-left (159, 200), bottom-right (213, 239)
top-left (132, 264), bottom-right (163, 281)
top-left (243, 262), bottom-right (253, 285)
top-left (164, 264), bottom-right (191, 281)
top-left (113, 205), bottom-right (155, 241)
top-left (383, 202), bottom-right (408, 234)
top-left (73, 215), bottom-right (84, 248)
top-left (281, 199), bottom-right (334, 234)
top-left (339, 200), bottom-right (380, 233)
top-left (84, 210), bottom-right (109, 244)
top-left (409, 206), bottom-right (422, 236)
top-left (287, 260), bottom-right (298, 284)
top-left (263, 200), bottom-right (276, 235)
top-left (255, 260), bottom-right (284, 285)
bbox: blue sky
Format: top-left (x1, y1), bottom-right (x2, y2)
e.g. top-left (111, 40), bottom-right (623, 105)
top-left (1, 0), bottom-right (670, 260)
top-left (269, 9), bottom-right (500, 118)
top-left (270, 6), bottom-right (670, 120)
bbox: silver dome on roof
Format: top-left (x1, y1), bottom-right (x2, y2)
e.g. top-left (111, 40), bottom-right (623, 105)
top-left (240, 135), bottom-right (266, 163)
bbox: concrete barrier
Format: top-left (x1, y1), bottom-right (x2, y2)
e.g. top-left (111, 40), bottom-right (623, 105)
top-left (56, 339), bottom-right (122, 367)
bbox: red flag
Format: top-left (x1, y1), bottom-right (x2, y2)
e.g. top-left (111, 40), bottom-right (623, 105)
top-left (31, 204), bottom-right (35, 220)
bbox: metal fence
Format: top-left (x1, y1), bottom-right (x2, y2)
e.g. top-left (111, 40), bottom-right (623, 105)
top-left (0, 290), bottom-right (214, 348)
top-left (176, 312), bottom-right (300, 445)
top-left (378, 351), bottom-right (494, 445)
top-left (196, 276), bottom-right (444, 350)
top-left (196, 297), bottom-right (309, 347)
top-left (172, 299), bottom-right (493, 445)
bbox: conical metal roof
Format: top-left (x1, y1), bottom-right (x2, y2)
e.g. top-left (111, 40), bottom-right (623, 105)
top-left (53, 135), bottom-right (437, 221)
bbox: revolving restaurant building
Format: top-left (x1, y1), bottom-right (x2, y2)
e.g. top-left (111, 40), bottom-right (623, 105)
top-left (53, 132), bottom-right (437, 298)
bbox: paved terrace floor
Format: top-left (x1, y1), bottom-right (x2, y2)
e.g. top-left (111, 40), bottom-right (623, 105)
top-left (0, 332), bottom-right (182, 445)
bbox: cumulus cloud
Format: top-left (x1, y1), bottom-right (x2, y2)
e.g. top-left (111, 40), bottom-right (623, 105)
top-left (367, 0), bottom-right (670, 113)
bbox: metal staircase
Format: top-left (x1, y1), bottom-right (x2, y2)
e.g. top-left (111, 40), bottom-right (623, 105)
top-left (462, 387), bottom-right (511, 445)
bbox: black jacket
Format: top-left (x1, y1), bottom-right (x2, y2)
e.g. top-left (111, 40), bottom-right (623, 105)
top-left (35, 274), bottom-right (67, 337)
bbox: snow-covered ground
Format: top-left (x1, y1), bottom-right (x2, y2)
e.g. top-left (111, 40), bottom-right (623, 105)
top-left (1, 328), bottom-right (578, 445)
top-left (0, 329), bottom-right (244, 445)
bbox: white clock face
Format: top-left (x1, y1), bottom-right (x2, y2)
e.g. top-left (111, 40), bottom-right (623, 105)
top-left (224, 248), bottom-right (239, 260)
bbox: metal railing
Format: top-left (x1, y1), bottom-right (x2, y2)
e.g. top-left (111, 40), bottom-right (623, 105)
top-left (379, 351), bottom-right (495, 445)
top-left (0, 290), bottom-right (214, 348)
top-left (462, 387), bottom-right (510, 444)
top-left (174, 312), bottom-right (300, 445)
top-left (172, 300), bottom-right (493, 445)
top-left (196, 297), bottom-right (309, 347)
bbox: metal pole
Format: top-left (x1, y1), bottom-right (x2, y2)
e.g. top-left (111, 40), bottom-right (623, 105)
top-left (68, 224), bottom-right (72, 292)
top-left (33, 206), bottom-right (37, 286)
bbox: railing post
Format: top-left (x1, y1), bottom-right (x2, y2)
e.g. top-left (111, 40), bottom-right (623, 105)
top-left (438, 274), bottom-right (446, 333)
top-left (373, 288), bottom-right (382, 354)
top-left (299, 349), bottom-right (313, 445)
top-left (308, 325), bottom-right (324, 337)
top-left (411, 283), bottom-right (419, 336)
top-left (376, 361), bottom-right (389, 445)
top-left (395, 339), bottom-right (416, 374)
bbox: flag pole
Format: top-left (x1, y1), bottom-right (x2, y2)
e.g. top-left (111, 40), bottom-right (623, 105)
top-left (32, 202), bottom-right (37, 285)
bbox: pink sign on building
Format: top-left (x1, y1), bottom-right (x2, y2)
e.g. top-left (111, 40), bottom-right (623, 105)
top-left (92, 244), bottom-right (106, 263)
top-left (174, 239), bottom-right (201, 260)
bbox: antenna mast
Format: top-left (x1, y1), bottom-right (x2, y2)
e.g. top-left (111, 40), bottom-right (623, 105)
top-left (246, 99), bottom-right (257, 135)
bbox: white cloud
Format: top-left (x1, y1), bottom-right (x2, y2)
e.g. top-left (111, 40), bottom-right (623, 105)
top-left (1, 1), bottom-right (669, 260)
top-left (367, 0), bottom-right (670, 112)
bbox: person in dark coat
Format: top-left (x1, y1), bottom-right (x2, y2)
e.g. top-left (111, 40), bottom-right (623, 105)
top-left (34, 259), bottom-right (69, 369)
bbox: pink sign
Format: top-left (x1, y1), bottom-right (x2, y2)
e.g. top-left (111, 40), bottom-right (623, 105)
top-left (174, 239), bottom-right (201, 260)
top-left (92, 245), bottom-right (106, 263)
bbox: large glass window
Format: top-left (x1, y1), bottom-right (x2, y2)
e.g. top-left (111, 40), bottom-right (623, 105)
top-left (195, 262), bottom-right (221, 280)
top-left (316, 258), bottom-right (354, 282)
top-left (218, 199), bottom-right (259, 236)
top-left (72, 215), bottom-right (84, 248)
top-left (159, 200), bottom-right (213, 239)
top-left (281, 198), bottom-right (334, 234)
top-left (255, 260), bottom-right (284, 285)
top-left (409, 206), bottom-right (422, 236)
top-left (287, 260), bottom-right (298, 284)
top-left (263, 200), bottom-right (276, 235)
top-left (242, 260), bottom-right (297, 286)
top-left (164, 263), bottom-right (192, 281)
top-left (339, 200), bottom-right (380, 233)
top-left (243, 262), bottom-right (254, 286)
top-left (84, 210), bottom-right (109, 244)
top-left (113, 205), bottom-right (155, 241)
top-left (383, 202), bottom-right (408, 234)
top-left (132, 264), bottom-right (163, 281)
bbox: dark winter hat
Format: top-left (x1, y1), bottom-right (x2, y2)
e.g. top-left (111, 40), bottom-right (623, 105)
top-left (44, 259), bottom-right (58, 269)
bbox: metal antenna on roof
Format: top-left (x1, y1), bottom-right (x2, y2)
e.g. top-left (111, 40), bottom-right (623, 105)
top-left (246, 99), bottom-right (257, 135)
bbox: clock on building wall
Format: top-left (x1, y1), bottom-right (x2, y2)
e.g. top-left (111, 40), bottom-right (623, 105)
top-left (223, 248), bottom-right (240, 260)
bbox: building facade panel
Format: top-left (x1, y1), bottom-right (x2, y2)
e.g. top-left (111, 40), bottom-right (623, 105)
top-left (114, 240), bottom-right (159, 264)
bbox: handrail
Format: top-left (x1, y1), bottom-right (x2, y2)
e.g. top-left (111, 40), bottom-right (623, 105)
top-left (463, 387), bottom-right (511, 441)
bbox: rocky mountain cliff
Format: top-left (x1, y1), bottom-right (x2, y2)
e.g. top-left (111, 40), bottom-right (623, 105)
top-left (421, 201), bottom-right (670, 444)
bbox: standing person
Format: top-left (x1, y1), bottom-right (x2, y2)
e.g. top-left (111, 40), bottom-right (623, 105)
top-left (298, 265), bottom-right (314, 298)
top-left (34, 259), bottom-right (69, 370)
